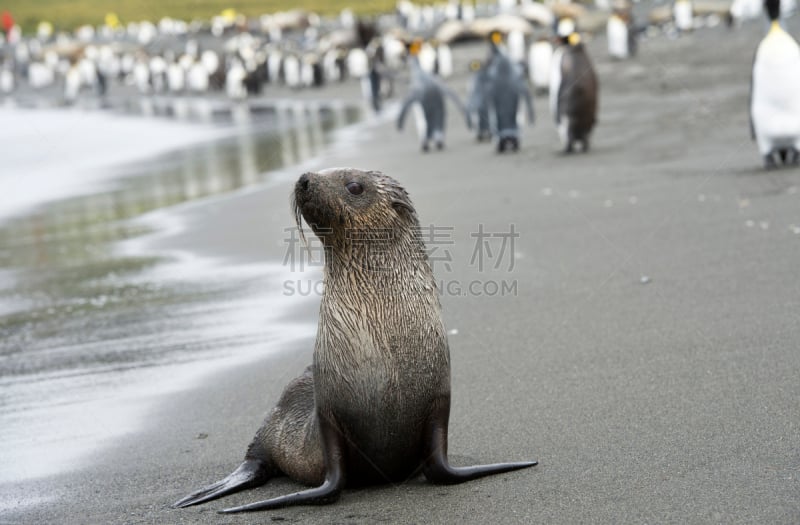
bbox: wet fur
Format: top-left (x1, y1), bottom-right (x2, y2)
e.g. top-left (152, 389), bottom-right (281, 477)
top-left (173, 168), bottom-right (534, 513)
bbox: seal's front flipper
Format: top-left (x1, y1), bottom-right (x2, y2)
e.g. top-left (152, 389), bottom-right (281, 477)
top-left (218, 414), bottom-right (346, 513)
top-left (171, 458), bottom-right (272, 508)
top-left (422, 398), bottom-right (537, 484)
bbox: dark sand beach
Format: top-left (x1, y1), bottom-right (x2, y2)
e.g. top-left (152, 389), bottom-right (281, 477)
top-left (2, 18), bottom-right (800, 524)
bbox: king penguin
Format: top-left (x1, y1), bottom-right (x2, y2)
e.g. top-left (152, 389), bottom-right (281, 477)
top-left (485, 31), bottom-right (535, 152)
top-left (528, 37), bottom-right (553, 95)
top-left (607, 3), bottom-right (637, 60)
top-left (550, 19), bottom-right (599, 153)
top-left (467, 59), bottom-right (493, 142)
top-left (674, 0), bottom-right (694, 32)
top-left (397, 39), bottom-right (472, 151)
top-left (750, 0), bottom-right (800, 167)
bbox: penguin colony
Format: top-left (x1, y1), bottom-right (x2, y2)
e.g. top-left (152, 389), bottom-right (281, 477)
top-left (0, 0), bottom-right (797, 163)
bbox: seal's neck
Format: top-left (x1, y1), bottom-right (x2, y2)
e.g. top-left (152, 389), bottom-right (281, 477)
top-left (324, 227), bottom-right (435, 294)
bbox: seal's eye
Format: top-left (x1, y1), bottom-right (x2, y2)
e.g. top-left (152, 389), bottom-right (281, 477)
top-left (345, 181), bottom-right (364, 195)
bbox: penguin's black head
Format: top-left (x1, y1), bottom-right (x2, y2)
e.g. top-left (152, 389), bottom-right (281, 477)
top-left (765, 0), bottom-right (780, 21)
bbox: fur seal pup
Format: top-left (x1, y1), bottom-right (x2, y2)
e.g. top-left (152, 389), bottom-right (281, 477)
top-left (550, 19), bottom-right (598, 153)
top-left (397, 40), bottom-right (472, 151)
top-left (749, 0), bottom-right (800, 168)
top-left (172, 168), bottom-right (537, 513)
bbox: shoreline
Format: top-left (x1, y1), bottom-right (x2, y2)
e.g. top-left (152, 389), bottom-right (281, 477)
top-left (0, 88), bottom-right (380, 503)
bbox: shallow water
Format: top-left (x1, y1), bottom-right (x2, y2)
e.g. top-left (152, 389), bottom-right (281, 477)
top-left (0, 99), bottom-right (362, 484)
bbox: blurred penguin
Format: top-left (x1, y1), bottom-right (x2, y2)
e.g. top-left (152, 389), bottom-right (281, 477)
top-left (167, 61), bottom-right (185, 93)
top-left (550, 19), bottom-right (599, 153)
top-left (365, 40), bottom-right (394, 112)
top-left (267, 49), bottom-right (283, 83)
top-left (435, 41), bottom-right (454, 78)
top-left (187, 60), bottom-right (209, 93)
top-left (346, 47), bottom-right (369, 78)
top-left (467, 59), bottom-right (493, 141)
top-left (397, 39), bottom-right (472, 152)
top-left (607, 3), bottom-right (637, 59)
top-left (64, 62), bottom-right (81, 104)
top-left (0, 67), bottom-right (14, 94)
top-left (283, 54), bottom-right (301, 89)
top-left (750, 0), bottom-right (800, 167)
top-left (417, 40), bottom-right (437, 73)
top-left (528, 37), bottom-right (553, 95)
top-left (507, 30), bottom-right (527, 64)
top-left (730, 0), bottom-right (763, 23)
top-left (486, 31), bottom-right (535, 152)
top-left (732, 0), bottom-right (797, 24)
top-left (674, 0), bottom-right (694, 32)
top-left (226, 57), bottom-right (247, 99)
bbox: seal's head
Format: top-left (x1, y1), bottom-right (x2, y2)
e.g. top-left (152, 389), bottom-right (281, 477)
top-left (293, 168), bottom-right (418, 248)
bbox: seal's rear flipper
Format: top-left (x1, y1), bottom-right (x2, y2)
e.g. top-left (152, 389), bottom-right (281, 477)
top-left (171, 458), bottom-right (272, 508)
top-left (218, 412), bottom-right (346, 513)
top-left (422, 398), bottom-right (537, 484)
top-left (217, 476), bottom-right (343, 514)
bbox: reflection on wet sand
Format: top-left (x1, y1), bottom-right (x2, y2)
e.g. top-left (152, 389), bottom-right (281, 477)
top-left (0, 99), bottom-right (361, 376)
top-left (0, 98), bottom-right (361, 484)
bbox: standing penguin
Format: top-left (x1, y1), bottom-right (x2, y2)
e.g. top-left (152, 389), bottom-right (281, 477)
top-left (467, 59), bottom-right (493, 142)
top-left (550, 19), bottom-right (599, 153)
top-left (397, 40), bottom-right (472, 152)
top-left (435, 41), bottom-right (454, 78)
top-left (485, 31), bottom-right (535, 153)
top-left (607, 3), bottom-right (637, 59)
top-left (674, 0), bottom-right (694, 32)
top-left (528, 38), bottom-right (553, 95)
top-left (750, 0), bottom-right (800, 167)
top-left (1, 66), bottom-right (14, 95)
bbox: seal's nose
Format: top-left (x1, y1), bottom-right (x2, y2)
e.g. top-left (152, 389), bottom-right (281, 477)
top-left (298, 172), bottom-right (310, 192)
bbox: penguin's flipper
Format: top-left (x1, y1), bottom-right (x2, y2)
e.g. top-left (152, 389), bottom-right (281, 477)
top-left (441, 84), bottom-right (472, 129)
top-left (466, 78), bottom-right (481, 113)
top-left (518, 80), bottom-right (535, 124)
top-left (171, 458), bottom-right (273, 508)
top-left (397, 93), bottom-right (418, 130)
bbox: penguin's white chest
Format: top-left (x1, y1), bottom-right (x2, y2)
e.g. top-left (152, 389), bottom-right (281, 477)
top-left (283, 56), bottom-right (300, 88)
top-left (549, 47), bottom-right (565, 121)
top-left (346, 48), bottom-right (368, 78)
top-left (417, 45), bottom-right (436, 74)
top-left (607, 17), bottom-right (629, 59)
top-left (528, 41), bottom-right (553, 89)
top-left (436, 45), bottom-right (453, 78)
top-left (674, 0), bottom-right (693, 30)
top-left (751, 31), bottom-right (800, 148)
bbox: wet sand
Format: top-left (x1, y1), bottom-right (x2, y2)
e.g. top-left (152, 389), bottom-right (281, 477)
top-left (4, 20), bottom-right (800, 524)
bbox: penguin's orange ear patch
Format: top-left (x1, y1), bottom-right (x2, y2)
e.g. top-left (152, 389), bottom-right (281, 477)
top-left (409, 39), bottom-right (423, 56)
top-left (490, 31), bottom-right (503, 44)
top-left (568, 32), bottom-right (581, 46)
